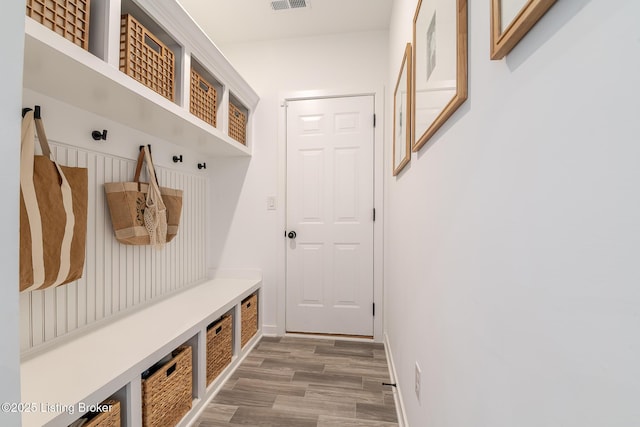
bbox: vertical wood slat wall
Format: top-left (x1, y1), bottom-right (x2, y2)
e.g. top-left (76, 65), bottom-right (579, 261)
top-left (19, 143), bottom-right (208, 352)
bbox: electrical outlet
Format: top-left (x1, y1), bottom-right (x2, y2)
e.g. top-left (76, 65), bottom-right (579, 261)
top-left (415, 362), bottom-right (422, 403)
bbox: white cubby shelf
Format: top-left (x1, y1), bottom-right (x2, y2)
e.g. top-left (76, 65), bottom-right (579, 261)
top-left (23, 0), bottom-right (259, 158)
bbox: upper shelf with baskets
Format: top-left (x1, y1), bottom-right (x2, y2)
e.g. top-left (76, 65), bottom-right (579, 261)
top-left (23, 0), bottom-right (258, 157)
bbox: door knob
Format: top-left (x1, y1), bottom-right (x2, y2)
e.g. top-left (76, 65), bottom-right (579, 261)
top-left (288, 231), bottom-right (297, 239)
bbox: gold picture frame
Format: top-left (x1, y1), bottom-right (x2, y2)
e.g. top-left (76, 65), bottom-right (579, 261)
top-left (491, 0), bottom-right (557, 60)
top-left (393, 43), bottom-right (412, 176)
top-left (412, 0), bottom-right (468, 152)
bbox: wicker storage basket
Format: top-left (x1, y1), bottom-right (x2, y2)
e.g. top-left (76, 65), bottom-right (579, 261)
top-left (228, 102), bottom-right (247, 145)
top-left (241, 293), bottom-right (258, 347)
top-left (190, 69), bottom-right (217, 127)
top-left (26, 0), bottom-right (90, 50)
top-left (206, 314), bottom-right (233, 385)
top-left (142, 346), bottom-right (192, 427)
top-left (81, 400), bottom-right (121, 427)
top-left (120, 14), bottom-right (175, 102)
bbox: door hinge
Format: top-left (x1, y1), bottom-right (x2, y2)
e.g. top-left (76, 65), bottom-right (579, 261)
top-left (373, 302), bottom-right (376, 316)
top-left (373, 114), bottom-right (376, 128)
top-left (373, 208), bottom-right (376, 222)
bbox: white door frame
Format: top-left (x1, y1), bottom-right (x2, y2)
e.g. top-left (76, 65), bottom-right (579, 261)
top-left (274, 86), bottom-right (385, 342)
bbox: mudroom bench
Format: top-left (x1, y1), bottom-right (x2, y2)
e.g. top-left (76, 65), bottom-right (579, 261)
top-left (20, 277), bottom-right (262, 427)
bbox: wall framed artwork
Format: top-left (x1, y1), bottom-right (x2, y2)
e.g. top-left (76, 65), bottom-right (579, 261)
top-left (490, 0), bottom-right (557, 60)
top-left (393, 43), bottom-right (412, 176)
top-left (412, 0), bottom-right (467, 152)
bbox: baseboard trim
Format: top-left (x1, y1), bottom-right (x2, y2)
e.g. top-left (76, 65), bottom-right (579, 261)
top-left (384, 332), bottom-right (409, 427)
top-left (261, 324), bottom-right (279, 336)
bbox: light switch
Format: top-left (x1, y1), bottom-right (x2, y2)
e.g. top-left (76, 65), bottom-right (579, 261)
top-left (267, 196), bottom-right (277, 210)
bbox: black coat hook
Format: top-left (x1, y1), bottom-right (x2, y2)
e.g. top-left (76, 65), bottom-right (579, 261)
top-left (197, 162), bottom-right (207, 170)
top-left (22, 105), bottom-right (41, 119)
top-left (173, 155), bottom-right (183, 163)
top-left (139, 144), bottom-right (152, 154)
top-left (92, 130), bottom-right (108, 141)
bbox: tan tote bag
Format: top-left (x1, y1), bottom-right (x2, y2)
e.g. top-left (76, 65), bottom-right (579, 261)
top-left (20, 110), bottom-right (88, 292)
top-left (104, 146), bottom-right (183, 246)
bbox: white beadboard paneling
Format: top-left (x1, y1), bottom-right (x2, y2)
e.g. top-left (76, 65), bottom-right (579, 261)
top-left (19, 292), bottom-right (31, 350)
top-left (20, 143), bottom-right (208, 352)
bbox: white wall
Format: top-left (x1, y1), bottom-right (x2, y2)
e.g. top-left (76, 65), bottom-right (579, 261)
top-left (0, 1), bottom-right (25, 424)
top-left (209, 31), bottom-right (388, 335)
top-left (385, 0), bottom-right (640, 426)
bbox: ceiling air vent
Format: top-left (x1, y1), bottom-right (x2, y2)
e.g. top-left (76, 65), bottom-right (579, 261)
top-left (271, 0), bottom-right (289, 10)
top-left (270, 0), bottom-right (308, 11)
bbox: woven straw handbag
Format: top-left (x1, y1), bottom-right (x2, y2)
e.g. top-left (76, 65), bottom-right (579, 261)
top-left (104, 146), bottom-right (183, 246)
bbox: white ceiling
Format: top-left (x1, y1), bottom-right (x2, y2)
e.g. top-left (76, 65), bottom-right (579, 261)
top-left (177, 0), bottom-right (394, 46)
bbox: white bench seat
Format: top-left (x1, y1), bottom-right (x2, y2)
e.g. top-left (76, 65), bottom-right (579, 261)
top-left (20, 277), bottom-right (261, 427)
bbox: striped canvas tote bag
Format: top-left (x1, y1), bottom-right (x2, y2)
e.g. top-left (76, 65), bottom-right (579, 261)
top-left (19, 110), bottom-right (88, 292)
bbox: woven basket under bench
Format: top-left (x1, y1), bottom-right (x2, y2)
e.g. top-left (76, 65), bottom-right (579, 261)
top-left (206, 314), bottom-right (233, 385)
top-left (75, 399), bottom-right (120, 427)
top-left (241, 293), bottom-right (258, 347)
top-left (142, 346), bottom-right (192, 427)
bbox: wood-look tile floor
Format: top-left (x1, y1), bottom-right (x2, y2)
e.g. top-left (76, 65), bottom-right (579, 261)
top-left (194, 336), bottom-right (399, 427)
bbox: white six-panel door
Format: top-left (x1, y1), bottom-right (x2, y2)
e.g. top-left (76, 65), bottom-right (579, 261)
top-left (286, 95), bottom-right (375, 336)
